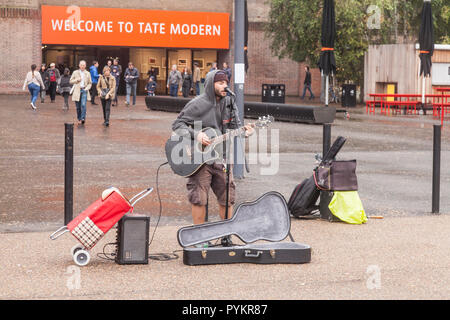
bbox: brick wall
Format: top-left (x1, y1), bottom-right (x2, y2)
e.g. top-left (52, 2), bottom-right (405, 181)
top-left (0, 7), bottom-right (41, 94)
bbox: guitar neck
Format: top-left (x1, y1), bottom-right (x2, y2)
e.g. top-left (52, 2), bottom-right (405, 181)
top-left (212, 127), bottom-right (246, 144)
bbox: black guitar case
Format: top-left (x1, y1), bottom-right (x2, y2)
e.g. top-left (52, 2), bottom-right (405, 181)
top-left (178, 191), bottom-right (311, 265)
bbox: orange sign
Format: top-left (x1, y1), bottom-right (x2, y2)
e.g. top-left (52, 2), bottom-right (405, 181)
top-left (41, 5), bottom-right (230, 49)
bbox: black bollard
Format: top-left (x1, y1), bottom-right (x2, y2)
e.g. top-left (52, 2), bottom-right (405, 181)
top-left (432, 125), bottom-right (441, 214)
top-left (64, 123), bottom-right (74, 225)
top-left (323, 123), bottom-right (331, 158)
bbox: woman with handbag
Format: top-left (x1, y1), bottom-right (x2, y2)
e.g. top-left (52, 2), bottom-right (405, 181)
top-left (96, 66), bottom-right (116, 127)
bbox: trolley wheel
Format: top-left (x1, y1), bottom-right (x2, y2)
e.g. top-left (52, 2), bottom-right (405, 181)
top-left (73, 249), bottom-right (91, 266)
top-left (70, 244), bottom-right (85, 256)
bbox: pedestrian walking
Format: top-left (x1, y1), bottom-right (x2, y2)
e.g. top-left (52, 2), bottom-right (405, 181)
top-left (89, 61), bottom-right (100, 105)
top-left (147, 66), bottom-right (158, 82)
top-left (39, 64), bottom-right (48, 103)
top-left (301, 66), bottom-right (315, 100)
top-left (97, 66), bottom-right (116, 127)
top-left (59, 68), bottom-right (72, 111)
top-left (181, 67), bottom-right (193, 98)
top-left (124, 62), bottom-right (139, 106)
top-left (222, 62), bottom-right (232, 82)
top-left (209, 62), bottom-right (218, 72)
top-left (146, 76), bottom-right (157, 96)
top-left (167, 64), bottom-right (182, 97)
top-left (70, 60), bottom-right (92, 125)
top-left (46, 63), bottom-right (60, 103)
top-left (193, 62), bottom-right (201, 96)
top-left (22, 64), bottom-right (45, 110)
top-left (111, 59), bottom-right (122, 106)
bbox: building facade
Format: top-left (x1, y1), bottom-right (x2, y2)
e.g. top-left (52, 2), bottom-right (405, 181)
top-left (0, 0), bottom-right (321, 98)
top-left (364, 43), bottom-right (450, 101)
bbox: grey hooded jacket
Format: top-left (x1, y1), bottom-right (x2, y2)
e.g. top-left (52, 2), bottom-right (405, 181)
top-left (172, 70), bottom-right (242, 139)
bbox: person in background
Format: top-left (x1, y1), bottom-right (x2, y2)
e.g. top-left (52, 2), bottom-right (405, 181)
top-left (97, 66), bottom-right (116, 127)
top-left (124, 62), bottom-right (139, 106)
top-left (166, 64), bottom-right (182, 97)
top-left (110, 59), bottom-right (122, 106)
top-left (89, 61), bottom-right (100, 105)
top-left (193, 62), bottom-right (201, 96)
top-left (59, 68), bottom-right (72, 111)
top-left (147, 66), bottom-right (158, 82)
top-left (209, 62), bottom-right (218, 73)
top-left (301, 66), bottom-right (315, 100)
top-left (70, 60), bottom-right (92, 125)
top-left (104, 60), bottom-right (112, 72)
top-left (146, 76), bottom-right (157, 96)
top-left (222, 62), bottom-right (232, 83)
top-left (22, 64), bottom-right (45, 110)
top-left (181, 67), bottom-right (193, 98)
top-left (46, 63), bottom-right (60, 103)
top-left (39, 64), bottom-right (48, 103)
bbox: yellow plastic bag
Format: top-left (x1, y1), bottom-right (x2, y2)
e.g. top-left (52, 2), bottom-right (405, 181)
top-left (328, 191), bottom-right (367, 224)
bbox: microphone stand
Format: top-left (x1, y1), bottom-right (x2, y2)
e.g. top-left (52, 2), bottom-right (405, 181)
top-left (221, 96), bottom-right (237, 247)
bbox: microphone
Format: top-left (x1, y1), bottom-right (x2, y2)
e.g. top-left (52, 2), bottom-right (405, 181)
top-left (224, 87), bottom-right (236, 96)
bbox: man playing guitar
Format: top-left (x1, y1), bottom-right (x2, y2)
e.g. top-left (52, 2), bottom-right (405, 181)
top-left (171, 70), bottom-right (254, 237)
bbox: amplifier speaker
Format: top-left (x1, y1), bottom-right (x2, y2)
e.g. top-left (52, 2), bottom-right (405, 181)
top-left (115, 215), bottom-right (150, 265)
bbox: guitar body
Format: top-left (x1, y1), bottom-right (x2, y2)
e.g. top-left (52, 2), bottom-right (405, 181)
top-left (165, 127), bottom-right (223, 177)
top-left (165, 116), bottom-right (273, 177)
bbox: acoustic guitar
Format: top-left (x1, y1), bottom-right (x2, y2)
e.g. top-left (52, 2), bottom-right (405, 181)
top-left (165, 115), bottom-right (273, 177)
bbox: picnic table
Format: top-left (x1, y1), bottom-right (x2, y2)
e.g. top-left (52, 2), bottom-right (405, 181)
top-left (367, 93), bottom-right (450, 122)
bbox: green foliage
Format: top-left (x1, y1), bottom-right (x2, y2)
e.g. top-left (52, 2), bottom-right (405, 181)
top-left (265, 0), bottom-right (449, 86)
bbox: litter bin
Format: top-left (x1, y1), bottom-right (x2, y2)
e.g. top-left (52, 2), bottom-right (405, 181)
top-left (262, 84), bottom-right (285, 104)
top-left (341, 84), bottom-right (356, 107)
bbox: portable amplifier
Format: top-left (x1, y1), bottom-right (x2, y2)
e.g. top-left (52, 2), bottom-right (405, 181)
top-left (115, 215), bottom-right (150, 265)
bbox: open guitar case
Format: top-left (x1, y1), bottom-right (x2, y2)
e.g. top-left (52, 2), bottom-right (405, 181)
top-left (177, 191), bottom-right (311, 266)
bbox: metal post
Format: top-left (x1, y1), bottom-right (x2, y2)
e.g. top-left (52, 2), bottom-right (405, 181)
top-left (323, 123), bottom-right (331, 158)
top-left (64, 123), bottom-right (74, 225)
top-left (432, 124), bottom-right (441, 214)
top-left (325, 75), bottom-right (329, 107)
top-left (233, 0), bottom-right (245, 179)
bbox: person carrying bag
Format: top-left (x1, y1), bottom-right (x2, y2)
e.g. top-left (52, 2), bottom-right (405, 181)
top-left (96, 66), bottom-right (116, 127)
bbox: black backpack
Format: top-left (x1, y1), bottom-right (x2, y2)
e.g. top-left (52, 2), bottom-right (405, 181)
top-left (287, 136), bottom-right (347, 218)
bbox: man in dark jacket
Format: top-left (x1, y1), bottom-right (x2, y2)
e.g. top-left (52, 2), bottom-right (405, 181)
top-left (111, 59), bottom-right (122, 106)
top-left (301, 66), bottom-right (315, 100)
top-left (171, 70), bottom-right (254, 241)
top-left (124, 62), bottom-right (139, 106)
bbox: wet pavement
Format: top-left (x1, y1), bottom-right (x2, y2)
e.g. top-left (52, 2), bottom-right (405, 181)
top-left (1, 94), bottom-right (449, 232)
top-left (1, 93), bottom-right (450, 300)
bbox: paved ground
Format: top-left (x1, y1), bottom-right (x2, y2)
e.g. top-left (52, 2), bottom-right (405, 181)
top-left (1, 94), bottom-right (450, 300)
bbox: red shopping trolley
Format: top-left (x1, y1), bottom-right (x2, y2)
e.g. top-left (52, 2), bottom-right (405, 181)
top-left (50, 187), bottom-right (153, 266)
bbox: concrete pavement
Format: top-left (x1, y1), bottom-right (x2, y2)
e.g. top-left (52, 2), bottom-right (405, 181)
top-left (1, 94), bottom-right (450, 300)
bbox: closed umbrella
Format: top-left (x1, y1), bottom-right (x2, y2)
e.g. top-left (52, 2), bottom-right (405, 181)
top-left (419, 0), bottom-right (434, 108)
top-left (244, 0), bottom-right (249, 74)
top-left (318, 0), bottom-right (336, 106)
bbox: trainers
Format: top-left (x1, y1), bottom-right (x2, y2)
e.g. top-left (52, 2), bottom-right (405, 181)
top-left (30, 102), bottom-right (36, 110)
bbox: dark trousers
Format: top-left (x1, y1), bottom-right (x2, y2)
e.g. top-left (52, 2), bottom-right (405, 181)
top-left (182, 86), bottom-right (191, 98)
top-left (101, 98), bottom-right (111, 124)
top-left (301, 84), bottom-right (315, 99)
top-left (49, 81), bottom-right (57, 101)
top-left (169, 84), bottom-right (179, 97)
top-left (90, 84), bottom-right (98, 104)
top-left (62, 92), bottom-right (69, 108)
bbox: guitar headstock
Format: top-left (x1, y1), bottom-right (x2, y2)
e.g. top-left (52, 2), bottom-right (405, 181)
top-left (255, 115), bottom-right (274, 128)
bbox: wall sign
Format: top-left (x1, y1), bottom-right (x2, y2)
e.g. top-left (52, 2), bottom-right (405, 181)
top-left (41, 5), bottom-right (230, 49)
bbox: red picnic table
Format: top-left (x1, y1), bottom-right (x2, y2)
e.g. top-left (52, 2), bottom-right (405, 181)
top-left (367, 93), bottom-right (450, 118)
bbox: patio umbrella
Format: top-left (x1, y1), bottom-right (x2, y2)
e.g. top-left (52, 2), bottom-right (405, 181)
top-left (244, 0), bottom-right (249, 74)
top-left (318, 0), bottom-right (336, 106)
top-left (419, 0), bottom-right (434, 107)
